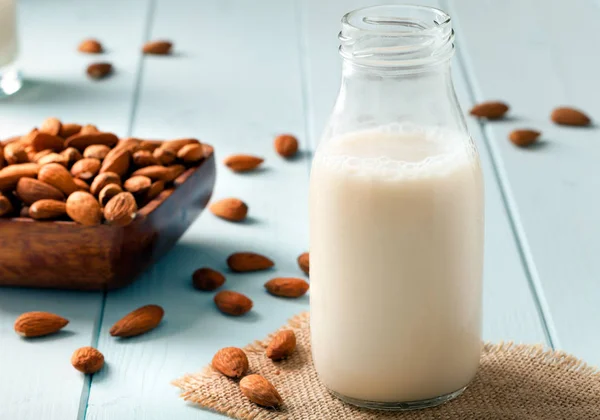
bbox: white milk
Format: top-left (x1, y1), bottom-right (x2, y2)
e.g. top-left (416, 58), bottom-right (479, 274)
top-left (0, 0), bottom-right (17, 68)
top-left (310, 125), bottom-right (484, 403)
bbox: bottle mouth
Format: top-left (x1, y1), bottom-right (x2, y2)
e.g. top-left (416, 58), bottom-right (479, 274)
top-left (339, 5), bottom-right (454, 70)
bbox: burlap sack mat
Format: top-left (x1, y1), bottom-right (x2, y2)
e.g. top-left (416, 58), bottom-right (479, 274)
top-left (173, 313), bottom-right (600, 419)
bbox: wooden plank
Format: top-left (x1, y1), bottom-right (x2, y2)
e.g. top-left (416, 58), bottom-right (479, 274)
top-left (0, 0), bottom-right (150, 419)
top-left (447, 0), bottom-right (600, 362)
top-left (84, 0), bottom-right (309, 419)
top-left (300, 0), bottom-right (548, 344)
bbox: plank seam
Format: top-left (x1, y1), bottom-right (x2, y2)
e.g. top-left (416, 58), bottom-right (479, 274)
top-left (441, 0), bottom-right (559, 349)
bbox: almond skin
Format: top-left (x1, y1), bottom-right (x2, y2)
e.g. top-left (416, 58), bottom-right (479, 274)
top-left (14, 311), bottom-right (69, 337)
top-left (274, 134), bottom-right (299, 158)
top-left (39, 117), bottom-right (62, 137)
top-left (0, 163), bottom-right (40, 191)
top-left (4, 141), bottom-right (28, 164)
top-left (0, 193), bottom-right (13, 216)
top-left (33, 149), bottom-right (53, 162)
top-left (509, 129), bottom-right (541, 147)
top-left (16, 178), bottom-right (64, 205)
top-left (469, 101), bottom-right (509, 119)
top-left (84, 144), bottom-right (111, 160)
top-left (133, 150), bottom-right (159, 167)
top-left (65, 132), bottom-right (119, 151)
top-left (160, 138), bottom-right (200, 153)
top-left (31, 132), bottom-right (64, 152)
top-left (227, 252), bottom-right (274, 272)
top-left (266, 330), bottom-right (296, 361)
top-left (99, 183), bottom-right (123, 206)
top-left (153, 148), bottom-right (176, 165)
top-left (212, 347), bottom-right (249, 378)
top-left (66, 191), bottom-right (102, 225)
top-left (87, 62), bottom-right (113, 79)
top-left (38, 152), bottom-right (68, 167)
top-left (551, 107), bottom-right (591, 126)
top-left (223, 154), bottom-right (264, 172)
top-left (177, 143), bottom-right (204, 163)
top-left (265, 278), bottom-right (309, 298)
top-left (210, 198), bottom-right (248, 222)
top-left (104, 192), bottom-right (137, 226)
top-left (298, 252), bottom-right (309, 275)
top-left (71, 346), bottom-right (104, 374)
top-left (138, 140), bottom-right (162, 152)
top-left (78, 39), bottom-right (103, 54)
top-left (142, 40), bottom-right (173, 55)
top-left (239, 375), bottom-right (283, 408)
top-left (192, 268), bottom-right (226, 291)
top-left (38, 163), bottom-right (78, 195)
top-left (90, 172), bottom-right (121, 196)
top-left (214, 291), bottom-right (253, 316)
top-left (124, 175), bottom-right (151, 196)
top-left (71, 157), bottom-right (101, 181)
top-left (130, 165), bottom-right (174, 181)
top-left (29, 199), bottom-right (67, 220)
top-left (109, 304), bottom-right (164, 338)
top-left (59, 123), bottom-right (82, 139)
top-left (80, 124), bottom-right (100, 135)
top-left (60, 147), bottom-right (83, 166)
top-left (100, 147), bottom-right (130, 177)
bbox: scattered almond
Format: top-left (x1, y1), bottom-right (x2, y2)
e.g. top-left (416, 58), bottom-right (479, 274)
top-left (29, 199), bottom-right (67, 220)
top-left (84, 144), bottom-right (111, 160)
top-left (142, 40), bottom-right (173, 55)
top-left (109, 304), bottom-right (164, 338)
top-left (223, 154), bottom-right (264, 172)
top-left (192, 268), bottom-right (226, 291)
top-left (469, 101), bottom-right (509, 119)
top-left (209, 198), bottom-right (248, 222)
top-left (177, 143), bottom-right (204, 163)
top-left (87, 62), bottom-right (113, 79)
top-left (99, 183), bottom-right (123, 206)
top-left (71, 157), bottom-right (101, 181)
top-left (297, 252), bottom-right (309, 275)
top-left (14, 311), bottom-right (69, 337)
top-left (266, 330), bottom-right (296, 361)
top-left (124, 175), bottom-right (151, 196)
top-left (78, 39), bottom-right (103, 54)
top-left (104, 192), bottom-right (137, 226)
top-left (212, 347), bottom-right (249, 378)
top-left (274, 134), bottom-right (299, 158)
top-left (0, 163), bottom-right (40, 191)
top-left (71, 346), bottom-right (104, 374)
top-left (239, 374), bottom-right (282, 408)
top-left (39, 117), bottom-right (62, 137)
top-left (90, 172), bottom-right (121, 195)
top-left (551, 107), bottom-right (591, 126)
top-left (66, 191), bottom-right (102, 225)
top-left (509, 129), bottom-right (541, 147)
top-left (265, 278), bottom-right (309, 298)
top-left (38, 163), bottom-right (78, 195)
top-left (214, 290), bottom-right (253, 316)
top-left (227, 252), bottom-right (274, 272)
top-left (16, 178), bottom-right (64, 205)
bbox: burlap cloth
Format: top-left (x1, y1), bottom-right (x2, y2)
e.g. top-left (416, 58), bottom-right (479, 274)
top-left (173, 313), bottom-right (600, 419)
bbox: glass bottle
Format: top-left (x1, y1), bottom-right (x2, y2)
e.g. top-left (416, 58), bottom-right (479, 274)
top-left (309, 5), bottom-right (484, 411)
top-left (0, 0), bottom-right (22, 98)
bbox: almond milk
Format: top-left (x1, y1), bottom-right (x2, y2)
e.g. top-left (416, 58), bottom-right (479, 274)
top-left (0, 0), bottom-right (17, 68)
top-left (310, 125), bottom-right (484, 403)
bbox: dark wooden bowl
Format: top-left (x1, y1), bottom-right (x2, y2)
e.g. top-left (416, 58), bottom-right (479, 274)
top-left (0, 148), bottom-right (216, 291)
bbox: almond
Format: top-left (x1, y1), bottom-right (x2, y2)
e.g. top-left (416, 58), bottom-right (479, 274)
top-left (214, 290), bottom-right (253, 316)
top-left (123, 175), bottom-right (151, 196)
top-left (16, 178), bottom-right (64, 205)
top-left (212, 347), bottom-right (248, 378)
top-left (21, 128), bottom-right (39, 146)
top-left (59, 123), bottom-right (82, 139)
top-left (131, 165), bottom-right (172, 181)
top-left (142, 40), bottom-right (173, 55)
top-left (14, 311), bottom-right (69, 337)
top-left (39, 152), bottom-right (69, 167)
top-left (160, 138), bottom-right (200, 153)
top-left (78, 39), bottom-right (103, 54)
top-left (469, 101), bottom-right (509, 119)
top-left (551, 107), bottom-right (591, 126)
top-left (166, 164), bottom-right (186, 182)
top-left (0, 193), bottom-right (13, 216)
top-left (0, 163), bottom-right (40, 191)
top-left (103, 192), bottom-right (137, 226)
top-left (38, 163), bottom-right (78, 195)
top-left (210, 198), bottom-right (248, 222)
top-left (239, 375), bottom-right (282, 408)
top-left (133, 150), bottom-right (158, 167)
top-left (145, 180), bottom-right (164, 202)
top-left (115, 138), bottom-right (141, 153)
top-left (20, 206), bottom-right (30, 218)
top-left (65, 132), bottom-right (119, 151)
top-left (84, 144), bottom-right (111, 160)
top-left (31, 132), bottom-right (64, 152)
top-left (0, 144), bottom-right (4, 169)
top-left (39, 117), bottom-right (62, 136)
top-left (60, 147), bottom-right (83, 167)
top-left (87, 62), bottom-right (113, 79)
top-left (298, 252), bottom-right (309, 275)
top-left (192, 267), bottom-right (226, 291)
top-left (90, 172), bottom-right (121, 195)
top-left (223, 154), bottom-right (264, 172)
top-left (274, 134), bottom-right (299, 158)
top-left (265, 278), bottom-right (309, 298)
top-left (227, 252), bottom-right (274, 272)
top-left (138, 140), bottom-right (162, 152)
top-left (109, 304), bottom-right (164, 337)
top-left (73, 178), bottom-right (90, 192)
top-left (100, 147), bottom-right (130, 176)
top-left (80, 124), bottom-right (99, 135)
top-left (202, 143), bottom-right (214, 158)
top-left (71, 346), bottom-right (104, 374)
top-left (266, 330), bottom-right (296, 361)
top-left (153, 148), bottom-right (176, 165)
top-left (4, 141), bottom-right (28, 164)
top-left (29, 199), bottom-right (67, 220)
top-left (509, 129), bottom-right (541, 147)
top-left (66, 191), bottom-right (102, 225)
top-left (177, 143), bottom-right (204, 163)
top-left (99, 183), bottom-right (123, 206)
top-left (25, 145), bottom-right (36, 162)
top-left (71, 157), bottom-right (101, 181)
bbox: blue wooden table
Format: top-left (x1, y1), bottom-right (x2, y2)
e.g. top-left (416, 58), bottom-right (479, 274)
top-left (0, 0), bottom-right (598, 418)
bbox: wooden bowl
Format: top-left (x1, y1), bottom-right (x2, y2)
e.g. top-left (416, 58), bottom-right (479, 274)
top-left (0, 147), bottom-right (216, 291)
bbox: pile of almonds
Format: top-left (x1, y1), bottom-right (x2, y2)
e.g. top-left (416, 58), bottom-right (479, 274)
top-left (469, 102), bottom-right (592, 147)
top-left (0, 117), bottom-right (206, 225)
